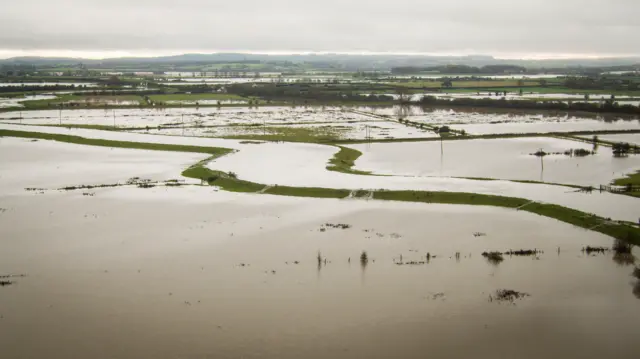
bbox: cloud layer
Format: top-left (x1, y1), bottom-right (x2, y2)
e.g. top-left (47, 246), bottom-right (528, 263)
top-left (2, 0), bottom-right (639, 58)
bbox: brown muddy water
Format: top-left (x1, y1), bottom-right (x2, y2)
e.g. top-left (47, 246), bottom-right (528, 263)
top-left (1, 188), bottom-right (639, 359)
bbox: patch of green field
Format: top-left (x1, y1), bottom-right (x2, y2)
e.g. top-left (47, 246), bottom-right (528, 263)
top-left (613, 171), bottom-right (640, 187)
top-left (265, 185), bottom-right (350, 198)
top-left (223, 126), bottom-right (344, 143)
top-left (612, 170), bottom-right (640, 197)
top-left (20, 95), bottom-right (144, 109)
top-left (326, 146), bottom-right (371, 175)
top-left (149, 93), bottom-right (247, 102)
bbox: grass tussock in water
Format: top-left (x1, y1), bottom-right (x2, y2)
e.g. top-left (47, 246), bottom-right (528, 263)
top-left (482, 252), bottom-right (504, 264)
top-left (491, 289), bottom-right (530, 303)
top-left (583, 246), bottom-right (609, 254)
top-left (360, 251), bottom-right (368, 264)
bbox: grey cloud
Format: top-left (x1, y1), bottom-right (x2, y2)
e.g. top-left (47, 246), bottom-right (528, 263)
top-left (1, 0), bottom-right (639, 56)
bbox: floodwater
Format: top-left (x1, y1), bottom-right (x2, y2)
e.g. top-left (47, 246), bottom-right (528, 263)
top-left (0, 95), bottom-right (57, 109)
top-left (0, 137), bottom-right (205, 195)
top-left (1, 124), bottom-right (638, 222)
top-left (0, 106), bottom-right (375, 128)
top-left (578, 133), bottom-right (640, 146)
top-left (3, 106), bottom-right (638, 137)
top-left (140, 120), bottom-right (438, 140)
top-left (348, 138), bottom-right (640, 186)
top-left (1, 187), bottom-right (639, 359)
top-left (456, 119), bottom-right (640, 135)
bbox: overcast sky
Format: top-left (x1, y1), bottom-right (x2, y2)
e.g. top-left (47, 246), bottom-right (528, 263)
top-left (1, 0), bottom-right (639, 59)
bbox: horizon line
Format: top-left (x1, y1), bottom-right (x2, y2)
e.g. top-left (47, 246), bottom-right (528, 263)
top-left (1, 49), bottom-right (640, 61)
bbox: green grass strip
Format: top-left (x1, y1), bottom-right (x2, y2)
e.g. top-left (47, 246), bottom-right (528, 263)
top-left (0, 129), bottom-right (234, 157)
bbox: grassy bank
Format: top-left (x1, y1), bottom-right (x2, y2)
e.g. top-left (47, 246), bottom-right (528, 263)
top-left (614, 171), bottom-right (640, 187)
top-left (0, 129), bottom-right (234, 156)
top-left (181, 161), bottom-right (640, 245)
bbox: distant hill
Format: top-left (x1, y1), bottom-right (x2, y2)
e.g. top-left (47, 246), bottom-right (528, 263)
top-left (1, 53), bottom-right (639, 71)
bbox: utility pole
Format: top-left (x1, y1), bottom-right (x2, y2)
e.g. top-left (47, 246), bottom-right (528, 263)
top-left (59, 108), bottom-right (62, 125)
top-left (113, 110), bottom-right (116, 128)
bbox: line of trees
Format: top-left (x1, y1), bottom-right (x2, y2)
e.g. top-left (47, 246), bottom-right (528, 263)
top-left (419, 95), bottom-right (640, 115)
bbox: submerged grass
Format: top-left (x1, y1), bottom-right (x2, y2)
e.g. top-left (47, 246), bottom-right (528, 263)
top-left (223, 126), bottom-right (343, 143)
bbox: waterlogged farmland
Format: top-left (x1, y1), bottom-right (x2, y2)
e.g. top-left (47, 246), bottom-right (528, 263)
top-left (348, 137), bottom-right (640, 186)
top-left (2, 101), bottom-right (640, 359)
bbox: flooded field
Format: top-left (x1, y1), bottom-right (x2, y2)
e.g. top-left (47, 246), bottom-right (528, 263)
top-left (0, 137), bottom-right (205, 195)
top-left (1, 187), bottom-right (638, 359)
top-left (1, 122), bottom-right (639, 358)
top-left (137, 120), bottom-right (437, 140)
top-left (3, 106), bottom-right (638, 138)
top-left (2, 124), bottom-right (637, 222)
top-left (432, 92), bottom-right (636, 101)
top-left (0, 82), bottom-right (98, 87)
top-left (0, 95), bottom-right (57, 108)
top-left (578, 133), bottom-right (640, 145)
top-left (455, 119), bottom-right (640, 135)
top-left (348, 138), bottom-right (640, 186)
top-left (0, 107), bottom-right (376, 128)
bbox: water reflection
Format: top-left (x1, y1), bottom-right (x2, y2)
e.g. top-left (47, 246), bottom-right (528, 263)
top-left (613, 240), bottom-right (636, 266)
top-left (613, 253), bottom-right (636, 266)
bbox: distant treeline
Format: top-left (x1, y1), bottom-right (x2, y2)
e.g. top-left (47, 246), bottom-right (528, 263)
top-left (564, 76), bottom-right (639, 91)
top-left (391, 65), bottom-right (527, 75)
top-left (0, 84), bottom-right (91, 93)
top-left (227, 83), bottom-right (395, 103)
top-left (419, 96), bottom-right (640, 115)
top-left (392, 64), bottom-right (640, 77)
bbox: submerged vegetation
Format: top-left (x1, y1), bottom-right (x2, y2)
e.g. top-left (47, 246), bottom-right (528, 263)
top-left (482, 252), bottom-right (504, 264)
top-left (491, 289), bottom-right (531, 303)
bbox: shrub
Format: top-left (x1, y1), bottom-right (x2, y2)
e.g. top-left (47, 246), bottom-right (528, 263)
top-left (360, 251), bottom-right (368, 264)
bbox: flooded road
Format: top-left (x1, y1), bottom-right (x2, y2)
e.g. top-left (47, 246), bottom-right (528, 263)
top-left (1, 188), bottom-right (639, 359)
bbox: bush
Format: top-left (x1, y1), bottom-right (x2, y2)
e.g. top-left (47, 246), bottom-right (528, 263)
top-left (360, 251), bottom-right (368, 264)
